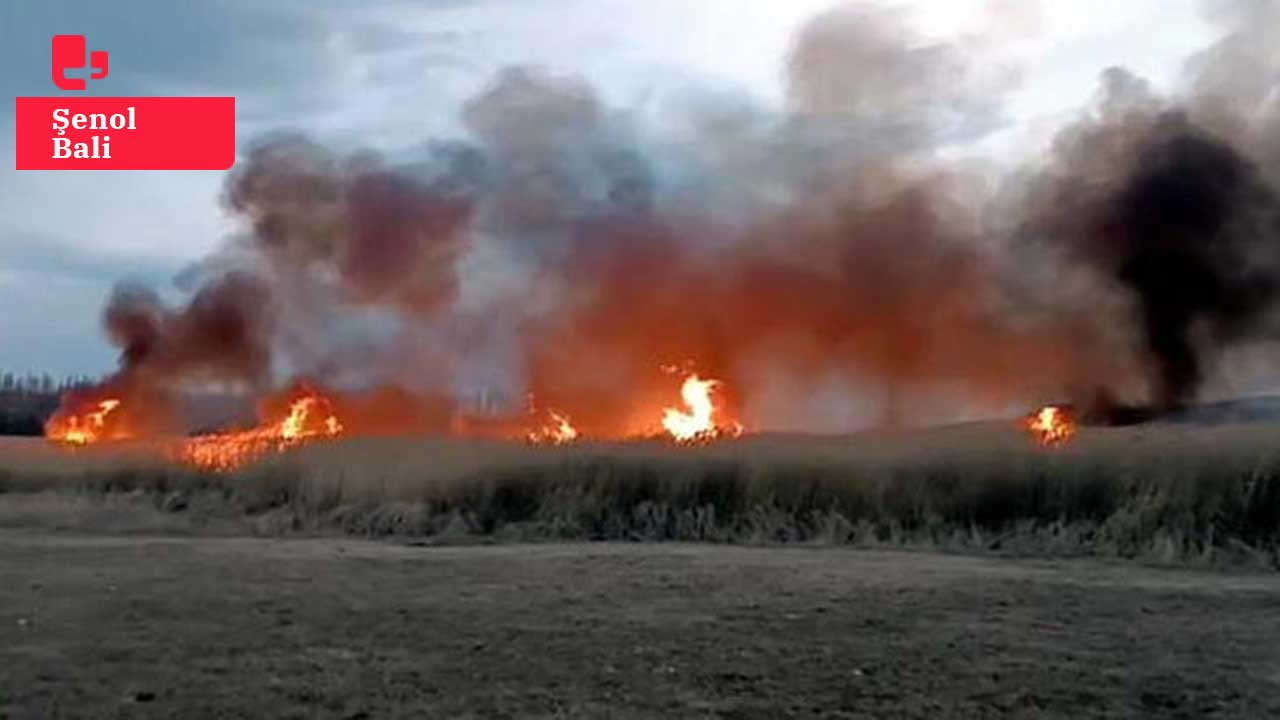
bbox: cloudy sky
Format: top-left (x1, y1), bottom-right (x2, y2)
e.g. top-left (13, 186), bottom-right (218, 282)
top-left (0, 0), bottom-right (1217, 377)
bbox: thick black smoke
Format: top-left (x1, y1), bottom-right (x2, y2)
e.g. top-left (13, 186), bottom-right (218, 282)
top-left (1024, 106), bottom-right (1280, 408)
top-left (1018, 0), bottom-right (1280, 410)
top-left (1111, 118), bottom-right (1280, 406)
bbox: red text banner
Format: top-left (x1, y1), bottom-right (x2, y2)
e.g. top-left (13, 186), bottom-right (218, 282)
top-left (15, 97), bottom-right (235, 170)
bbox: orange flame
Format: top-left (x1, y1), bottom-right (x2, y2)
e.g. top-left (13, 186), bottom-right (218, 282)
top-left (45, 398), bottom-right (123, 446)
top-left (661, 374), bottom-right (743, 443)
top-left (526, 409), bottom-right (579, 445)
top-left (179, 390), bottom-right (344, 471)
top-left (1025, 405), bottom-right (1077, 447)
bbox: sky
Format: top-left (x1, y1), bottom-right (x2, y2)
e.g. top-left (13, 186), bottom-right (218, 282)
top-left (0, 0), bottom-right (1218, 378)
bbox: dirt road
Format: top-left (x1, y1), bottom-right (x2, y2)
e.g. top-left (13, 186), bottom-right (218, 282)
top-left (2, 533), bottom-right (1279, 718)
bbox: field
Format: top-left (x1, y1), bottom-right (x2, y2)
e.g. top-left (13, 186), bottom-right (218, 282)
top-left (4, 419), bottom-right (1280, 564)
top-left (5, 422), bottom-right (1280, 717)
top-left (4, 535), bottom-right (1280, 718)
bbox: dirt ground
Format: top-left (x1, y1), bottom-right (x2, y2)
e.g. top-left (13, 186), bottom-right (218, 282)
top-left (2, 534), bottom-right (1280, 719)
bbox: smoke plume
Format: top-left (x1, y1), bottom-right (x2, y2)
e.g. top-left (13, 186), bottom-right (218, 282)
top-left (63, 0), bottom-right (1280, 436)
top-left (1015, 0), bottom-right (1280, 410)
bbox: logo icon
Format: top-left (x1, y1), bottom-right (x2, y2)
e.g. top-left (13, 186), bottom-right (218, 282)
top-left (52, 35), bottom-right (108, 91)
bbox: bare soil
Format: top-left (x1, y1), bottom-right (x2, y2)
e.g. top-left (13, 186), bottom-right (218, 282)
top-left (2, 533), bottom-right (1280, 719)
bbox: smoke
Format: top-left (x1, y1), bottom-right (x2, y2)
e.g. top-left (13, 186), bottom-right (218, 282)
top-left (786, 4), bottom-right (1012, 150)
top-left (1014, 0), bottom-right (1280, 410)
top-left (1101, 116), bottom-right (1279, 407)
top-left (62, 0), bottom-right (1280, 436)
top-left (223, 134), bottom-right (473, 314)
top-left (104, 272), bottom-right (276, 386)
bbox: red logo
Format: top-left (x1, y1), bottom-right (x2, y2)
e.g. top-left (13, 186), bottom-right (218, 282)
top-left (52, 35), bottom-right (109, 91)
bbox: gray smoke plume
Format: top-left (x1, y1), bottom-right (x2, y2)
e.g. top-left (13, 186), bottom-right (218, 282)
top-left (66, 0), bottom-right (1280, 435)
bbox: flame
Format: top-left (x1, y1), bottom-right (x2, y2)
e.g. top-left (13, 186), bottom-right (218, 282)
top-left (179, 390), bottom-right (344, 471)
top-left (661, 373), bottom-right (743, 443)
top-left (45, 398), bottom-right (123, 445)
top-left (43, 372), bottom-right (749, 460)
top-left (526, 409), bottom-right (579, 445)
top-left (1025, 405), bottom-right (1077, 447)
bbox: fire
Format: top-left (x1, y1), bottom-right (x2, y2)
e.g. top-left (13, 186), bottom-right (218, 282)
top-left (661, 374), bottom-right (743, 443)
top-left (1025, 404), bottom-right (1077, 447)
top-left (45, 398), bottom-right (123, 445)
top-left (526, 409), bottom-right (579, 445)
top-left (179, 389), bottom-right (344, 471)
top-left (44, 371), bottom-right (749, 462)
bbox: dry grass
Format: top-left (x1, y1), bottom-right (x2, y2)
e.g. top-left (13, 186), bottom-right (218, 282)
top-left (4, 421), bottom-right (1280, 565)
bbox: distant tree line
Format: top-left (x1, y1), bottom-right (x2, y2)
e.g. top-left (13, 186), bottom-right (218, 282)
top-left (0, 372), bottom-right (98, 436)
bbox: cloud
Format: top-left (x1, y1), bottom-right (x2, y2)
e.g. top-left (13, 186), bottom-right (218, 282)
top-left (0, 230), bottom-right (180, 287)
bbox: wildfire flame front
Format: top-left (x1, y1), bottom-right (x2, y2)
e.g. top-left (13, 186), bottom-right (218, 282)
top-left (526, 409), bottom-right (579, 445)
top-left (662, 374), bottom-right (743, 444)
top-left (178, 390), bottom-right (344, 471)
top-left (1025, 405), bottom-right (1077, 447)
top-left (45, 398), bottom-right (123, 446)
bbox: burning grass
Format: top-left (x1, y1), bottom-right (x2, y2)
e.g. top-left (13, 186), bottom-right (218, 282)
top-left (44, 398), bottom-right (123, 445)
top-left (1024, 404), bottom-right (1077, 447)
top-left (41, 369), bottom-right (745, 467)
top-left (5, 420), bottom-right (1280, 567)
top-left (176, 387), bottom-right (343, 471)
